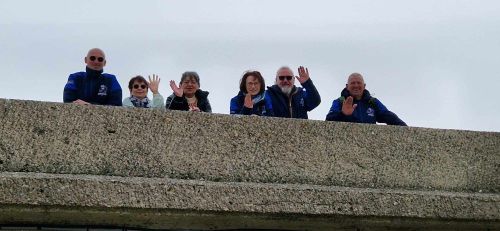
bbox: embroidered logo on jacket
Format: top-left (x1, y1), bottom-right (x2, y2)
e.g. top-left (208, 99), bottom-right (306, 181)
top-left (366, 108), bottom-right (375, 117)
top-left (98, 85), bottom-right (108, 96)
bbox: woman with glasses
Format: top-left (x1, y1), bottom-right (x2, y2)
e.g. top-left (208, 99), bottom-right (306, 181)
top-left (230, 70), bottom-right (273, 116)
top-left (166, 71), bottom-right (212, 112)
top-left (123, 75), bottom-right (165, 108)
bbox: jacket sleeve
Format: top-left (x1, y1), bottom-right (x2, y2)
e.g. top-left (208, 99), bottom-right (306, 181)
top-left (63, 74), bottom-right (78, 103)
top-left (230, 96), bottom-right (241, 114)
top-left (152, 93), bottom-right (165, 109)
top-left (122, 97), bottom-right (134, 107)
top-left (263, 91), bottom-right (274, 117)
top-left (107, 76), bottom-right (123, 106)
top-left (373, 99), bottom-right (407, 126)
top-left (203, 98), bottom-right (213, 113)
top-left (301, 79), bottom-right (321, 111)
top-left (165, 95), bottom-right (186, 110)
top-left (325, 99), bottom-right (356, 122)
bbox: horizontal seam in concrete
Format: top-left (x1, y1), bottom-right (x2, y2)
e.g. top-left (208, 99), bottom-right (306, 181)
top-left (1, 172), bottom-right (498, 221)
top-left (1, 171), bottom-right (499, 199)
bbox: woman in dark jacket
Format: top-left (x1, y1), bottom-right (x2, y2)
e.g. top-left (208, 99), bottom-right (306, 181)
top-left (230, 70), bottom-right (273, 116)
top-left (166, 71), bottom-right (212, 112)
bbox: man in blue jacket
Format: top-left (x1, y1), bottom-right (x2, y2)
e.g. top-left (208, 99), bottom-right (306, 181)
top-left (63, 48), bottom-right (122, 106)
top-left (326, 73), bottom-right (407, 126)
top-left (266, 66), bottom-right (321, 119)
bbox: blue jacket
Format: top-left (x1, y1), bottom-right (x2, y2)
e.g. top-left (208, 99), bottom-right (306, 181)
top-left (63, 67), bottom-right (122, 106)
top-left (326, 88), bottom-right (407, 126)
top-left (266, 79), bottom-right (321, 119)
top-left (230, 91), bottom-right (274, 116)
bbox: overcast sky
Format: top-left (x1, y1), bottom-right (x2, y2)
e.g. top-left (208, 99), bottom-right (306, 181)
top-left (1, 0), bottom-right (499, 132)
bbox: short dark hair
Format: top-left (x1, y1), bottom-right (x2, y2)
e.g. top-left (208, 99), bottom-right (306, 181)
top-left (128, 75), bottom-right (148, 90)
top-left (180, 71), bottom-right (200, 86)
top-left (239, 71), bottom-right (265, 95)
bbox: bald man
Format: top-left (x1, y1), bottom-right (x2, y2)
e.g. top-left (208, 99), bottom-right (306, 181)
top-left (326, 73), bottom-right (407, 126)
top-left (63, 48), bottom-right (122, 106)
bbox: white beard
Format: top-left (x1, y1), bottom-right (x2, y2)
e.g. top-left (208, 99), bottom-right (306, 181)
top-left (280, 86), bottom-right (293, 95)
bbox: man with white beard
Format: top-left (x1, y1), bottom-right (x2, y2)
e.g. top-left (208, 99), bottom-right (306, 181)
top-left (266, 66), bottom-right (321, 119)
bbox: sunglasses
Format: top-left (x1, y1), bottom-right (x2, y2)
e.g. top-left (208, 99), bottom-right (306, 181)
top-left (89, 56), bottom-right (105, 62)
top-left (278, 76), bottom-right (293, 81)
top-left (133, 84), bottom-right (147, 89)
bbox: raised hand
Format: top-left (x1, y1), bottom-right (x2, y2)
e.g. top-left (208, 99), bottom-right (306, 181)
top-left (341, 96), bottom-right (358, 116)
top-left (148, 74), bottom-right (161, 94)
top-left (243, 93), bottom-right (253, 109)
top-left (169, 80), bottom-right (183, 97)
top-left (295, 66), bottom-right (310, 84)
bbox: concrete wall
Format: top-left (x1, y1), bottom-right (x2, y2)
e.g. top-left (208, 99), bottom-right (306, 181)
top-left (0, 99), bottom-right (499, 230)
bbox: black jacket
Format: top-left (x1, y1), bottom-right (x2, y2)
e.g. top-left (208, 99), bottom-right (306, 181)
top-left (165, 90), bottom-right (212, 112)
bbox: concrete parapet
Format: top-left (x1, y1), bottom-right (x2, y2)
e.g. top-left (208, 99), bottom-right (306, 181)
top-left (0, 99), bottom-right (499, 230)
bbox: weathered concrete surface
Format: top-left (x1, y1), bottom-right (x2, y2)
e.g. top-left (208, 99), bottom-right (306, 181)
top-left (0, 99), bottom-right (499, 230)
top-left (0, 172), bottom-right (498, 230)
top-left (0, 99), bottom-right (498, 193)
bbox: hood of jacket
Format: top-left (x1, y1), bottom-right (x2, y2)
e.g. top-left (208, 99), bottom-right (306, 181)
top-left (194, 89), bottom-right (209, 99)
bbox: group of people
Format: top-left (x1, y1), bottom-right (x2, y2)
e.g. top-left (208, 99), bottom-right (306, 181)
top-left (63, 48), bottom-right (407, 126)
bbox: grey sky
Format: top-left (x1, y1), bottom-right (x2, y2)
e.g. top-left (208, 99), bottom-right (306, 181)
top-left (1, 0), bottom-right (499, 131)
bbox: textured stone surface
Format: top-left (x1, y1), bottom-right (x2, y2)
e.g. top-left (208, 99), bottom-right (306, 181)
top-left (0, 99), bottom-right (499, 194)
top-left (0, 172), bottom-right (498, 230)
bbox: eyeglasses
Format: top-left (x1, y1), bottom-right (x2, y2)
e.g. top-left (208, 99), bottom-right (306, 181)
top-left (133, 84), bottom-right (147, 89)
top-left (278, 76), bottom-right (293, 81)
top-left (89, 56), bottom-right (105, 62)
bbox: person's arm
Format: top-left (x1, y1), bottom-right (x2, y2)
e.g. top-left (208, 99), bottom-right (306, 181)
top-left (230, 96), bottom-right (242, 115)
top-left (301, 79), bottom-right (321, 111)
top-left (295, 66), bottom-right (321, 111)
top-left (151, 93), bottom-right (165, 109)
top-left (148, 75), bottom-right (165, 109)
top-left (165, 94), bottom-right (186, 110)
top-left (107, 75), bottom-right (123, 106)
top-left (203, 98), bottom-right (212, 113)
top-left (373, 99), bottom-right (407, 126)
top-left (122, 97), bottom-right (135, 107)
top-left (325, 99), bottom-right (357, 122)
top-left (63, 74), bottom-right (79, 103)
top-left (263, 95), bottom-right (274, 117)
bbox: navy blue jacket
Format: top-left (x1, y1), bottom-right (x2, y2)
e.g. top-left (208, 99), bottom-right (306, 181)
top-left (230, 91), bottom-right (274, 116)
top-left (326, 88), bottom-right (407, 126)
top-left (63, 68), bottom-right (122, 106)
top-left (266, 79), bottom-right (321, 119)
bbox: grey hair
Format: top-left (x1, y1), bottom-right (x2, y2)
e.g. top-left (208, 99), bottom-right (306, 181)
top-left (347, 72), bottom-right (365, 84)
top-left (180, 71), bottom-right (200, 86)
top-left (275, 66), bottom-right (294, 77)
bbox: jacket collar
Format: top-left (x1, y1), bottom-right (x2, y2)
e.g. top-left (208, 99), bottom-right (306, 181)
top-left (85, 66), bottom-right (103, 79)
top-left (340, 88), bottom-right (372, 101)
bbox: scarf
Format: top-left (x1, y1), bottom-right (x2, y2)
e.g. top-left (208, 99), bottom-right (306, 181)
top-left (129, 96), bottom-right (151, 108)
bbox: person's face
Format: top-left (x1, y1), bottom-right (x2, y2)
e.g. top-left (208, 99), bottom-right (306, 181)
top-left (85, 50), bottom-right (106, 71)
top-left (276, 68), bottom-right (295, 89)
top-left (130, 80), bottom-right (148, 99)
top-left (245, 75), bottom-right (261, 96)
top-left (347, 76), bottom-right (366, 99)
top-left (181, 77), bottom-right (199, 96)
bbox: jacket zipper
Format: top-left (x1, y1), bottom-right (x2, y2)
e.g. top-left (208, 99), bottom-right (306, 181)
top-left (288, 90), bottom-right (298, 118)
